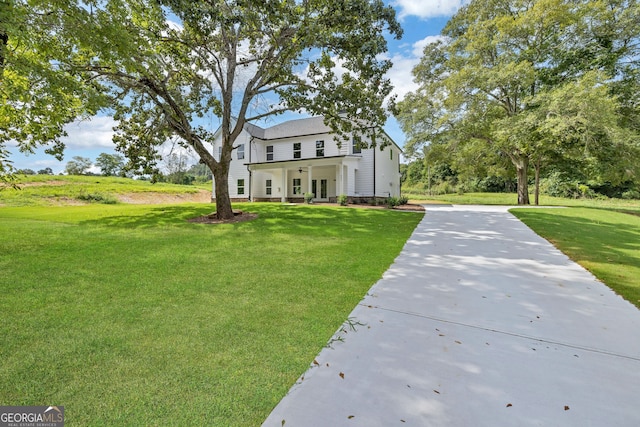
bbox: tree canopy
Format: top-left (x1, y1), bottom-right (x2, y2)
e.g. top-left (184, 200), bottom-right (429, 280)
top-left (397, 0), bottom-right (640, 204)
top-left (95, 153), bottom-right (124, 176)
top-left (0, 0), bottom-right (107, 181)
top-left (2, 0), bottom-right (402, 218)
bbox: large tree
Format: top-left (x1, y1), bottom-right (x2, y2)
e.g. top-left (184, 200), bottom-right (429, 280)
top-left (397, 0), bottom-right (639, 204)
top-left (20, 0), bottom-right (399, 219)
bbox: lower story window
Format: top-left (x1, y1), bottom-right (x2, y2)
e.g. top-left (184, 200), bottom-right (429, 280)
top-left (266, 179), bottom-right (272, 195)
top-left (237, 179), bottom-right (245, 195)
top-left (293, 178), bottom-right (301, 195)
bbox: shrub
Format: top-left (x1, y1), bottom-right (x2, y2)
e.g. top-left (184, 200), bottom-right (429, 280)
top-left (431, 181), bottom-right (455, 195)
top-left (337, 194), bottom-right (348, 206)
top-left (386, 197), bottom-right (400, 208)
top-left (398, 196), bottom-right (409, 205)
top-left (303, 192), bottom-right (314, 204)
top-left (77, 192), bottom-right (117, 204)
top-left (622, 190), bottom-right (640, 200)
top-left (540, 172), bottom-right (581, 198)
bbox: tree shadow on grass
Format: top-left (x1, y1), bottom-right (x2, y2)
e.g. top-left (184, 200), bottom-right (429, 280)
top-left (77, 203), bottom-right (424, 237)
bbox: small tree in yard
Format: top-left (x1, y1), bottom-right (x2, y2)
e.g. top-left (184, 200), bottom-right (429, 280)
top-left (7, 0), bottom-right (401, 219)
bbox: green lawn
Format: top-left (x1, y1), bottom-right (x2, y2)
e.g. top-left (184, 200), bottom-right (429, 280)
top-left (0, 203), bottom-right (423, 426)
top-left (511, 208), bottom-right (640, 309)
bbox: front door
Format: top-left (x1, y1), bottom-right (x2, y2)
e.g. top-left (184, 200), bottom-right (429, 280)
top-left (312, 179), bottom-right (328, 200)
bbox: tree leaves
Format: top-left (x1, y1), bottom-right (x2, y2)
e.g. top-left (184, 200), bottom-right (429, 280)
top-left (396, 0), bottom-right (640, 204)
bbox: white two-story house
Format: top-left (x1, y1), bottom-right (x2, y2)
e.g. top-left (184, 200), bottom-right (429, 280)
top-left (211, 116), bottom-right (402, 203)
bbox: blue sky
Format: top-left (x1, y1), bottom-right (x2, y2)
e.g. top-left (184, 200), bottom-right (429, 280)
top-left (9, 0), bottom-right (468, 173)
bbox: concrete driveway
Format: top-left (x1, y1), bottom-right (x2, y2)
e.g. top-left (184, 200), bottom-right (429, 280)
top-left (263, 205), bottom-right (640, 427)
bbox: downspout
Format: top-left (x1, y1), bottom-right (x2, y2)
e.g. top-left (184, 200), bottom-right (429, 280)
top-left (246, 136), bottom-right (254, 202)
top-left (372, 133), bottom-right (376, 199)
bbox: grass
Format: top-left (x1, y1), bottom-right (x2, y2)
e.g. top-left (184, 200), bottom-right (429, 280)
top-left (511, 208), bottom-right (640, 309)
top-left (0, 174), bottom-right (211, 206)
top-left (0, 202), bottom-right (423, 426)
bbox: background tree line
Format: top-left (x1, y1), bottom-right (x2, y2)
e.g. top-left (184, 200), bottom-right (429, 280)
top-left (16, 152), bottom-right (212, 185)
top-left (397, 0), bottom-right (640, 204)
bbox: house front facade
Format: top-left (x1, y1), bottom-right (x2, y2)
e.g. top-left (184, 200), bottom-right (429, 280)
top-left (211, 116), bottom-right (402, 203)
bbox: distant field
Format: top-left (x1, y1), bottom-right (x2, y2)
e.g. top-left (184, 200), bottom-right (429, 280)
top-left (0, 175), bottom-right (211, 206)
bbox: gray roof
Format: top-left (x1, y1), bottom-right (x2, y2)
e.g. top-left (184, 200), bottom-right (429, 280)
top-left (244, 116), bottom-right (331, 140)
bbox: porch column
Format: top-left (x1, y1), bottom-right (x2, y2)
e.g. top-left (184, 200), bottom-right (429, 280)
top-left (281, 168), bottom-right (287, 202)
top-left (248, 167), bottom-right (253, 202)
top-left (307, 165), bottom-right (313, 196)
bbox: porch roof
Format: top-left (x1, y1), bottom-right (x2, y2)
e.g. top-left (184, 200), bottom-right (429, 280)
top-left (246, 155), bottom-right (360, 170)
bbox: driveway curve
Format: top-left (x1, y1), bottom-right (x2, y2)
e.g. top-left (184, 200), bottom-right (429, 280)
top-left (263, 205), bottom-right (640, 427)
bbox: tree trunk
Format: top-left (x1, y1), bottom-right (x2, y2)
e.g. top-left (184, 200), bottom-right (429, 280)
top-left (534, 158), bottom-right (541, 206)
top-left (514, 157), bottom-right (530, 205)
top-left (212, 165), bottom-right (234, 220)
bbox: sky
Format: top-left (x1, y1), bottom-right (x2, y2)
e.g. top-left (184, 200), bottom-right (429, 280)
top-left (9, 0), bottom-right (469, 173)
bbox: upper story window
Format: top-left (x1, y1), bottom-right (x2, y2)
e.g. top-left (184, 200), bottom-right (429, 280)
top-left (218, 146), bottom-right (222, 160)
top-left (266, 145), bottom-right (274, 161)
top-left (316, 140), bottom-right (324, 157)
top-left (293, 142), bottom-right (301, 159)
top-left (390, 148), bottom-right (393, 160)
top-left (352, 138), bottom-right (362, 154)
top-left (237, 144), bottom-right (245, 160)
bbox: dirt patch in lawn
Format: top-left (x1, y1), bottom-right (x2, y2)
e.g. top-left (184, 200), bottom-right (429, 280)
top-left (117, 190), bottom-right (212, 204)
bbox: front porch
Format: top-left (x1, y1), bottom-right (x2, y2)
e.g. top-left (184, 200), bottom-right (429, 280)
top-left (247, 156), bottom-right (360, 203)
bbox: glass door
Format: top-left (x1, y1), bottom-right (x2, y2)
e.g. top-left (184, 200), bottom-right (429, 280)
top-left (312, 179), bottom-right (328, 200)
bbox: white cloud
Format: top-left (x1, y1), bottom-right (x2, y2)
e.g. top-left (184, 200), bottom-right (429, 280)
top-left (62, 116), bottom-right (117, 150)
top-left (393, 0), bottom-right (470, 19)
top-left (386, 35), bottom-right (445, 101)
top-left (411, 35), bottom-right (446, 57)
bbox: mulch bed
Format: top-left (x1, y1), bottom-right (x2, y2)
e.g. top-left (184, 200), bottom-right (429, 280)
top-left (187, 210), bottom-right (258, 224)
